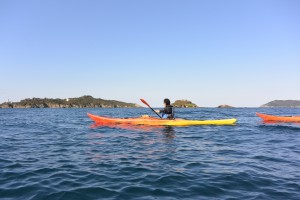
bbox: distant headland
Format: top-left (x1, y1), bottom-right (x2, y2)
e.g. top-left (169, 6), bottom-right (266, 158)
top-left (0, 96), bottom-right (141, 108)
top-left (261, 100), bottom-right (300, 108)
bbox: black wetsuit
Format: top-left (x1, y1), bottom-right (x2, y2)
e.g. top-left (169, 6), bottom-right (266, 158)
top-left (160, 105), bottom-right (174, 119)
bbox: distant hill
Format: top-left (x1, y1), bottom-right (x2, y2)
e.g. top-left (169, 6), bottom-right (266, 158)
top-left (261, 100), bottom-right (300, 108)
top-left (0, 95), bottom-right (141, 108)
top-left (173, 100), bottom-right (198, 108)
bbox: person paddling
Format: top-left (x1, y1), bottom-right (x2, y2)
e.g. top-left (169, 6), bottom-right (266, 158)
top-left (155, 98), bottom-right (175, 119)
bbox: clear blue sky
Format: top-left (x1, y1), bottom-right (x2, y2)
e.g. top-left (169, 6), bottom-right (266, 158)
top-left (0, 0), bottom-right (299, 107)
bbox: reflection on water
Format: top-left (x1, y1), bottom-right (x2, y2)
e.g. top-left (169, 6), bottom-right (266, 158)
top-left (88, 123), bottom-right (177, 162)
top-left (90, 122), bottom-right (176, 137)
top-left (162, 126), bottom-right (176, 139)
top-left (261, 121), bottom-right (300, 126)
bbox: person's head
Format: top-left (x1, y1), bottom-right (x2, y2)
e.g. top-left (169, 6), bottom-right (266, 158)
top-left (164, 98), bottom-right (171, 106)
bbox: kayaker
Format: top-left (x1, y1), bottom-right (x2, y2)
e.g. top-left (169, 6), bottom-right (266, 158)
top-left (155, 98), bottom-right (175, 119)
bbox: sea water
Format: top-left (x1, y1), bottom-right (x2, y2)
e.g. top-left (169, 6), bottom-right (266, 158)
top-left (0, 108), bottom-right (299, 200)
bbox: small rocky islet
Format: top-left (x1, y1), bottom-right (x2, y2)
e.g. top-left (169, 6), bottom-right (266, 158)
top-left (217, 104), bottom-right (234, 108)
top-left (172, 100), bottom-right (198, 108)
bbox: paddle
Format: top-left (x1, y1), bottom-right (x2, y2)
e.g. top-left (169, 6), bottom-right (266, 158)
top-left (140, 99), bottom-right (162, 119)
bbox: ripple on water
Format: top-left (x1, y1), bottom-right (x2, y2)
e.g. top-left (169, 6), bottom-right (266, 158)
top-left (0, 108), bottom-right (300, 199)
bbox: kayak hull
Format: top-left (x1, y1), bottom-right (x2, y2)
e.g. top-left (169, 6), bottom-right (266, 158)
top-left (256, 112), bottom-right (300, 122)
top-left (87, 113), bottom-right (237, 126)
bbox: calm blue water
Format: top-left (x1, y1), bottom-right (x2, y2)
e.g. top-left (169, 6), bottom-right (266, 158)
top-left (0, 108), bottom-right (299, 200)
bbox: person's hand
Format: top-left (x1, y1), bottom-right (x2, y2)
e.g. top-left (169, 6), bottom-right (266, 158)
top-left (155, 110), bottom-right (160, 113)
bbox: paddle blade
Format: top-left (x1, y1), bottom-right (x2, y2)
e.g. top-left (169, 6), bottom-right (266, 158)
top-left (140, 99), bottom-right (150, 108)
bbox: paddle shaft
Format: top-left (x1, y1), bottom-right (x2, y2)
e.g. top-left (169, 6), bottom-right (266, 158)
top-left (140, 99), bottom-right (162, 119)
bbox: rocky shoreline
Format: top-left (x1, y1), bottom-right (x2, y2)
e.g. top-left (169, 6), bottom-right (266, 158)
top-left (4, 97), bottom-right (298, 109)
top-left (0, 96), bottom-right (141, 108)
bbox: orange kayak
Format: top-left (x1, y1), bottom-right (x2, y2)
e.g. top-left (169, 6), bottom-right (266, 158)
top-left (87, 113), bottom-right (237, 126)
top-left (256, 112), bottom-right (300, 122)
